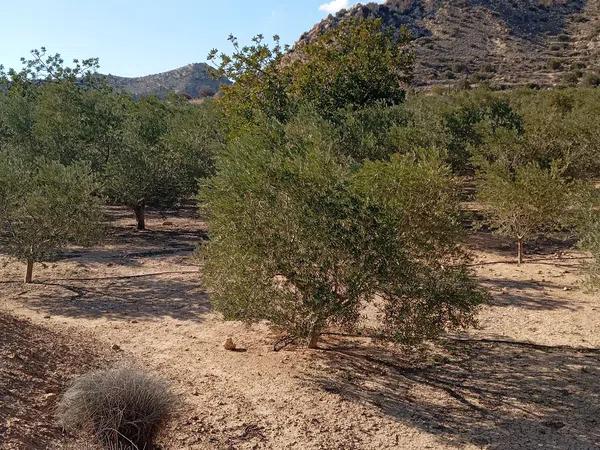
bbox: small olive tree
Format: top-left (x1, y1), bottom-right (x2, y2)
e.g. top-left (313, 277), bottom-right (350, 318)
top-left (573, 184), bottom-right (600, 289)
top-left (582, 222), bottom-right (600, 289)
top-left (476, 162), bottom-right (573, 265)
top-left (103, 97), bottom-right (218, 230)
top-left (0, 153), bottom-right (103, 282)
top-left (201, 114), bottom-right (486, 347)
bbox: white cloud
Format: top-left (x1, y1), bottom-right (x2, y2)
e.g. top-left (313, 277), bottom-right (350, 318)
top-left (318, 0), bottom-right (384, 15)
top-left (319, 0), bottom-right (351, 14)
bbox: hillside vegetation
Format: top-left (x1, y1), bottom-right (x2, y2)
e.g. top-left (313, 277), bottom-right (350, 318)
top-left (303, 0), bottom-right (600, 88)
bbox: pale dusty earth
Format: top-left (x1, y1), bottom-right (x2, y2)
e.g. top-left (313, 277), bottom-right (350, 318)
top-left (1, 206), bottom-right (599, 450)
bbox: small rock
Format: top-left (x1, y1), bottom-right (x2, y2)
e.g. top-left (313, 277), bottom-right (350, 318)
top-left (501, 287), bottom-right (508, 294)
top-left (42, 393), bottom-right (57, 402)
top-left (563, 287), bottom-right (570, 291)
top-left (224, 338), bottom-right (236, 351)
top-left (43, 315), bottom-right (51, 319)
top-left (111, 344), bottom-right (122, 352)
top-left (130, 320), bottom-right (138, 324)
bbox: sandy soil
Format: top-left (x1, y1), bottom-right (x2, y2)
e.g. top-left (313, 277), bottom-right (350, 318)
top-left (1, 206), bottom-right (599, 450)
top-left (0, 312), bottom-right (110, 449)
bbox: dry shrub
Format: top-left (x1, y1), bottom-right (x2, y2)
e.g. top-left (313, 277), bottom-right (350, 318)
top-left (57, 364), bottom-right (177, 449)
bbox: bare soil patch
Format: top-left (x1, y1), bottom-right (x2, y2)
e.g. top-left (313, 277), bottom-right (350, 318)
top-left (1, 207), bottom-right (599, 449)
top-left (0, 313), bottom-right (107, 449)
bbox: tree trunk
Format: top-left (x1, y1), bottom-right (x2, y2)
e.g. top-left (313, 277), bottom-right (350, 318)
top-left (308, 329), bottom-right (320, 349)
top-left (133, 199), bottom-right (146, 231)
top-left (517, 238), bottom-right (523, 266)
top-left (24, 259), bottom-right (34, 284)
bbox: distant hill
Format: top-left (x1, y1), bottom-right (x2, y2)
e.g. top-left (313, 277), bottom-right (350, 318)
top-left (104, 63), bottom-right (230, 99)
top-left (301, 0), bottom-right (600, 89)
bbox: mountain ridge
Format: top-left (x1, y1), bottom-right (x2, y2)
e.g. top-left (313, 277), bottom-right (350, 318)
top-left (301, 0), bottom-right (600, 88)
top-left (104, 62), bottom-right (230, 99)
top-left (104, 1), bottom-right (600, 96)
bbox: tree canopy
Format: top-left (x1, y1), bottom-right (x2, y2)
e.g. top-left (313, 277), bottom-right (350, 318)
top-left (0, 153), bottom-right (104, 282)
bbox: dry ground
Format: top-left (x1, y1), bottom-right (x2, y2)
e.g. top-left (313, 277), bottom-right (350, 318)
top-left (1, 206), bottom-right (599, 449)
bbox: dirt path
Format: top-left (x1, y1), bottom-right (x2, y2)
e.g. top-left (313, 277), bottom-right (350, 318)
top-left (1, 208), bottom-right (599, 449)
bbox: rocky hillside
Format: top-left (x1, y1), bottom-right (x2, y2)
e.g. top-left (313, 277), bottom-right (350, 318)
top-left (105, 63), bottom-right (230, 99)
top-left (302, 0), bottom-right (600, 88)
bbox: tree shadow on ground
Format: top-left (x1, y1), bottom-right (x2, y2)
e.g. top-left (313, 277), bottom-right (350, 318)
top-left (41, 204), bottom-right (208, 269)
top-left (468, 231), bottom-right (580, 260)
top-left (307, 337), bottom-right (600, 450)
top-left (55, 226), bottom-right (207, 268)
top-left (478, 277), bottom-right (580, 311)
top-left (15, 273), bottom-right (210, 322)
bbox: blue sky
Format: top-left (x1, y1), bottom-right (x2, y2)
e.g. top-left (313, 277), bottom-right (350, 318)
top-left (0, 0), bottom-right (371, 77)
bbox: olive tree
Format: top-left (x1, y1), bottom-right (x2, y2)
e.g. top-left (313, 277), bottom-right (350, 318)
top-left (1, 49), bottom-right (127, 175)
top-left (476, 162), bottom-right (573, 265)
top-left (582, 223), bottom-right (600, 289)
top-left (201, 113), bottom-right (487, 347)
top-left (103, 96), bottom-right (218, 230)
top-left (573, 184), bottom-right (600, 289)
top-left (209, 18), bottom-right (414, 128)
top-left (0, 153), bottom-right (104, 282)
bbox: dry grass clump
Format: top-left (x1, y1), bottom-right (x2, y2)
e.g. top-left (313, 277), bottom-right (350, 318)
top-left (56, 364), bottom-right (177, 449)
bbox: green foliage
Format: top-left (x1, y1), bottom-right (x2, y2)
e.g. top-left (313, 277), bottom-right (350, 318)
top-left (392, 88), bottom-right (599, 179)
top-left (102, 97), bottom-right (220, 229)
top-left (395, 89), bottom-right (523, 173)
top-left (0, 52), bottom-right (222, 230)
top-left (503, 89), bottom-right (600, 179)
top-left (0, 153), bottom-right (104, 281)
top-left (208, 33), bottom-right (292, 124)
top-left (160, 100), bottom-right (222, 194)
top-left (285, 19), bottom-right (413, 116)
top-left (0, 60), bottom-right (127, 173)
top-left (582, 223), bottom-right (600, 289)
top-left (32, 83), bottom-right (125, 170)
top-left (201, 112), bottom-right (486, 346)
top-left (102, 97), bottom-right (178, 209)
top-left (573, 185), bottom-right (600, 289)
top-left (0, 47), bottom-right (100, 86)
top-left (335, 103), bottom-right (410, 162)
top-left (444, 92), bottom-right (523, 172)
top-left (476, 162), bottom-right (573, 263)
top-left (210, 19), bottom-right (414, 129)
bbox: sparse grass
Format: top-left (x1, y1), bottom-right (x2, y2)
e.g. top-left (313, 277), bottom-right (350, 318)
top-left (57, 364), bottom-right (177, 450)
top-left (562, 71), bottom-right (581, 85)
